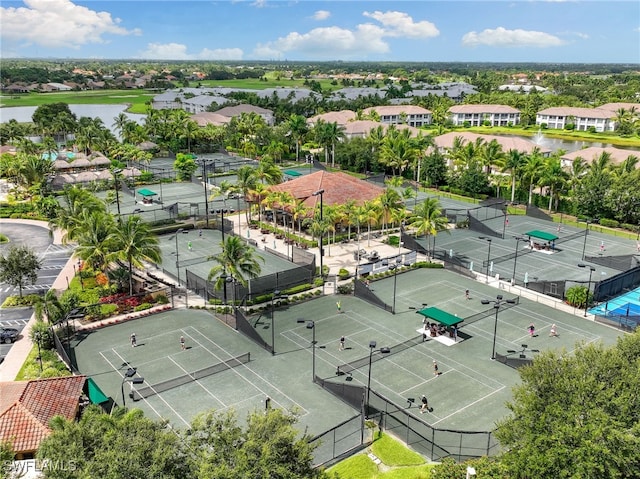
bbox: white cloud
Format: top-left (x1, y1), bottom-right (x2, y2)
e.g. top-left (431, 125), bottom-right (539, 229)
top-left (462, 27), bottom-right (566, 48)
top-left (252, 24), bottom-right (389, 59)
top-left (0, 0), bottom-right (141, 49)
top-left (251, 0), bottom-right (267, 8)
top-left (313, 10), bottom-right (331, 21)
top-left (139, 43), bottom-right (243, 60)
top-left (362, 10), bottom-right (439, 38)
top-left (252, 10), bottom-right (438, 59)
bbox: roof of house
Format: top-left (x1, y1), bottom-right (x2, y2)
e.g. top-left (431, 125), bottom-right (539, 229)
top-left (214, 104), bottom-right (273, 117)
top-left (307, 110), bottom-right (356, 126)
top-left (596, 102), bottom-right (639, 114)
top-left (191, 112), bottom-right (232, 126)
top-left (449, 104), bottom-right (520, 114)
top-left (561, 147), bottom-right (639, 166)
top-left (362, 105), bottom-right (431, 116)
top-left (433, 131), bottom-right (551, 155)
top-left (267, 171), bottom-right (385, 211)
top-left (537, 107), bottom-right (612, 119)
top-left (0, 376), bottom-right (85, 454)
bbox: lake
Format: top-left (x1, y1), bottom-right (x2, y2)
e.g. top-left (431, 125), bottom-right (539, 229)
top-left (0, 104), bottom-right (145, 137)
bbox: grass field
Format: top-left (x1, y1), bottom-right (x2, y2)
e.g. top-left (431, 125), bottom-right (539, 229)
top-left (0, 89), bottom-right (155, 113)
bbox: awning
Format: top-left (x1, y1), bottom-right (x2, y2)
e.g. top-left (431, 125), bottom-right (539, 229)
top-left (86, 378), bottom-right (109, 404)
top-left (283, 170), bottom-right (302, 177)
top-left (416, 307), bottom-right (464, 327)
top-left (137, 188), bottom-right (158, 197)
top-left (525, 230), bottom-right (558, 242)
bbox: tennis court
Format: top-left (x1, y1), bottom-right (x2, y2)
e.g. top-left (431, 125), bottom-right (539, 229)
top-left (72, 309), bottom-right (356, 433)
top-left (245, 268), bottom-right (625, 432)
top-left (156, 227), bottom-right (299, 283)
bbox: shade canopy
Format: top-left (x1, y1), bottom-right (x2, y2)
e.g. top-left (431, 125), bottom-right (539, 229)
top-left (524, 230), bottom-right (558, 242)
top-left (86, 378), bottom-right (109, 404)
top-left (137, 188), bottom-right (158, 197)
top-left (283, 169), bottom-right (303, 177)
top-left (416, 307), bottom-right (464, 327)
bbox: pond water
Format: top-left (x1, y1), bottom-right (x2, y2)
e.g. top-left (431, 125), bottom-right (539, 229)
top-left (0, 104), bottom-right (145, 137)
top-left (492, 132), bottom-right (639, 154)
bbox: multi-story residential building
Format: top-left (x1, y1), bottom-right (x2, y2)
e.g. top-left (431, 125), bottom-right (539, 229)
top-left (182, 94), bottom-right (228, 114)
top-left (536, 107), bottom-right (613, 132)
top-left (362, 105), bottom-right (432, 127)
top-left (560, 146), bottom-right (638, 169)
top-left (213, 104), bottom-right (275, 126)
top-left (448, 105), bottom-right (521, 127)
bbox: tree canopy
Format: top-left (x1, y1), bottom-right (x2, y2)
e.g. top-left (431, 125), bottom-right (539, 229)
top-left (495, 330), bottom-right (640, 478)
top-left (0, 245), bottom-right (42, 297)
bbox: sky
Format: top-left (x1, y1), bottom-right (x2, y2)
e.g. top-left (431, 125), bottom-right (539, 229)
top-left (1, 0), bottom-right (639, 63)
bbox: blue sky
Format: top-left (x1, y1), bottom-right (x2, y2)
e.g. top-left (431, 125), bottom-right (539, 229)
top-left (1, 0), bottom-right (639, 63)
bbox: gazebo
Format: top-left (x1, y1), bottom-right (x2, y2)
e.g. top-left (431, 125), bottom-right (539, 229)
top-left (137, 188), bottom-right (158, 204)
top-left (524, 230), bottom-right (559, 251)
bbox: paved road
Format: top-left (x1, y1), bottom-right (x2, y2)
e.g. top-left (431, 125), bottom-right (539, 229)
top-left (0, 222), bottom-right (72, 362)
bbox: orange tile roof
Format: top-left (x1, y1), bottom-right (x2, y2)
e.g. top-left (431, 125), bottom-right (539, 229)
top-left (0, 376), bottom-right (85, 454)
top-left (268, 171), bottom-right (385, 211)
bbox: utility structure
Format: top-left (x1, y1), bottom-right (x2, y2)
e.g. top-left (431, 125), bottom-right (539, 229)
top-left (312, 189), bottom-right (325, 293)
top-left (121, 368), bottom-right (144, 407)
top-left (383, 257), bottom-right (403, 314)
top-left (112, 168), bottom-right (122, 222)
top-left (196, 158), bottom-right (213, 227)
top-left (511, 236), bottom-right (528, 284)
top-left (270, 290), bottom-right (281, 355)
top-left (578, 263), bottom-right (596, 317)
top-left (297, 319), bottom-right (316, 382)
top-left (366, 341), bottom-right (391, 416)
top-left (480, 295), bottom-right (517, 360)
top-left (479, 236), bottom-right (492, 283)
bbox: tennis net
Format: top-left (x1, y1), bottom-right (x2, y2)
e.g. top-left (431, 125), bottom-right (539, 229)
top-left (336, 337), bottom-right (423, 376)
top-left (131, 352), bottom-right (250, 400)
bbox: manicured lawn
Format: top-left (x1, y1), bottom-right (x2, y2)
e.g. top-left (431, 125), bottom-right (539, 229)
top-left (0, 89), bottom-right (155, 113)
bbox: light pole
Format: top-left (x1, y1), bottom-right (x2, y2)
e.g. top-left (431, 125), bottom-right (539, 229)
top-left (171, 228), bottom-right (185, 285)
top-left (512, 236), bottom-right (526, 284)
top-left (297, 319), bottom-right (316, 382)
top-left (366, 340), bottom-right (391, 417)
top-left (578, 264), bottom-right (595, 317)
top-left (121, 367), bottom-right (144, 407)
top-left (479, 237), bottom-right (492, 283)
top-left (385, 257), bottom-right (402, 314)
top-left (481, 295), bottom-right (516, 360)
top-left (34, 331), bottom-right (43, 373)
top-left (226, 274), bottom-right (236, 315)
top-left (581, 219), bottom-right (591, 260)
top-left (312, 189), bottom-right (325, 292)
top-left (197, 158), bottom-right (213, 227)
top-left (63, 308), bottom-right (84, 357)
top-left (271, 290), bottom-right (281, 355)
top-left (112, 168), bottom-right (122, 222)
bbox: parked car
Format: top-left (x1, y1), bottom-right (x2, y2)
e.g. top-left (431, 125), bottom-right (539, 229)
top-left (0, 327), bottom-right (19, 344)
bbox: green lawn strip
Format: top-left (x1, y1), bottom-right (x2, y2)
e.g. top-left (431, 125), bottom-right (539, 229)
top-left (328, 454), bottom-right (379, 479)
top-left (15, 346), bottom-right (72, 381)
top-left (0, 89), bottom-right (153, 113)
top-left (371, 434), bottom-right (426, 467)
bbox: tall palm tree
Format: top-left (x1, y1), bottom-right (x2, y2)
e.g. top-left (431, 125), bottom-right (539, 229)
top-left (340, 199), bottom-right (358, 240)
top-left (521, 147), bottom-right (546, 205)
top-left (34, 289), bottom-right (64, 324)
top-left (360, 200), bottom-right (381, 247)
top-left (74, 211), bottom-right (117, 271)
top-left (254, 159), bottom-right (283, 185)
top-left (540, 154), bottom-right (568, 211)
top-left (501, 149), bottom-right (526, 203)
top-left (409, 198), bottom-right (449, 259)
top-left (235, 165), bottom-right (257, 223)
top-left (567, 156), bottom-right (589, 197)
top-left (290, 200), bottom-right (308, 236)
top-left (49, 186), bottom-right (107, 244)
top-left (376, 188), bottom-right (403, 235)
top-left (108, 216), bottom-right (162, 296)
top-left (207, 236), bottom-right (263, 289)
top-left (286, 114), bottom-right (308, 162)
top-left (479, 139), bottom-right (505, 175)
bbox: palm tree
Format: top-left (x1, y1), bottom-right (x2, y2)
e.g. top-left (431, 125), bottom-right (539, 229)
top-left (108, 216), bottom-right (162, 296)
top-left (254, 159), bottom-right (283, 185)
top-left (409, 198), bottom-right (449, 259)
top-left (286, 114), bottom-right (308, 162)
top-left (567, 156), bottom-right (589, 197)
top-left (235, 165), bottom-right (258, 223)
top-left (339, 199), bottom-right (358, 240)
top-left (207, 236), bottom-right (263, 289)
top-left (34, 289), bottom-right (64, 324)
top-left (290, 200), bottom-right (308, 236)
top-left (521, 147), bottom-right (546, 205)
top-left (74, 210), bottom-right (117, 271)
top-left (501, 149), bottom-right (526, 203)
top-left (376, 188), bottom-right (403, 235)
top-left (360, 201), bottom-right (381, 247)
top-left (479, 139), bottom-right (505, 175)
top-left (49, 186), bottom-right (107, 244)
top-left (540, 154), bottom-right (568, 211)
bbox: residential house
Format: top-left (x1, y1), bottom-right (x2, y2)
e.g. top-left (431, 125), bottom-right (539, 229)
top-left (213, 104), bottom-right (275, 126)
top-left (362, 105), bottom-right (432, 127)
top-left (560, 147), bottom-right (638, 169)
top-left (307, 110), bottom-right (356, 127)
top-left (182, 95), bottom-right (228, 114)
top-left (0, 376), bottom-right (86, 459)
top-left (448, 104), bottom-right (521, 127)
top-left (536, 107), bottom-right (613, 132)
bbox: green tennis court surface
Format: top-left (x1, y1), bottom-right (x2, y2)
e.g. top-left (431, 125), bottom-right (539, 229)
top-left (73, 269), bottom-right (625, 436)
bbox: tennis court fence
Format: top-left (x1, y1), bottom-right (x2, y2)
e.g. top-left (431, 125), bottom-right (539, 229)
top-left (131, 352), bottom-right (251, 400)
top-left (315, 377), bottom-right (499, 462)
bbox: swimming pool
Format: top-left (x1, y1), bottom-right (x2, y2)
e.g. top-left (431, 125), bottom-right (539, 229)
top-left (589, 285), bottom-right (640, 329)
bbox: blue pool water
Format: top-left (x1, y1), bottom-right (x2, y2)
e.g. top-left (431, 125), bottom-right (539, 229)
top-left (589, 286), bottom-right (640, 327)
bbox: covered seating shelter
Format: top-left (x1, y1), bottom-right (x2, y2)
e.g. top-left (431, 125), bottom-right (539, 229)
top-left (416, 307), bottom-right (465, 327)
top-left (524, 230), bottom-right (558, 251)
top-left (137, 188), bottom-right (158, 204)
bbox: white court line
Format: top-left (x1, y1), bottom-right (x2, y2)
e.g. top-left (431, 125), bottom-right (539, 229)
top-left (183, 326), bottom-right (309, 415)
top-left (431, 386), bottom-right (507, 427)
top-left (97, 349), bottom-right (183, 426)
top-left (109, 347), bottom-right (191, 427)
top-left (166, 355), bottom-right (226, 408)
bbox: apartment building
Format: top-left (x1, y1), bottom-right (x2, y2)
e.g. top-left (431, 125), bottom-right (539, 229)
top-left (448, 104), bottom-right (521, 127)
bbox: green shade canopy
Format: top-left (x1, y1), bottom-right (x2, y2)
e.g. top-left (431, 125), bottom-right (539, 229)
top-left (137, 188), bottom-right (158, 197)
top-left (416, 307), bottom-right (464, 327)
top-left (86, 378), bottom-right (109, 404)
top-left (283, 170), bottom-right (303, 177)
top-left (525, 230), bottom-right (558, 242)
